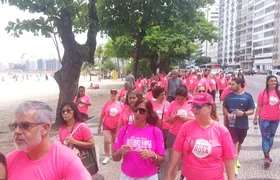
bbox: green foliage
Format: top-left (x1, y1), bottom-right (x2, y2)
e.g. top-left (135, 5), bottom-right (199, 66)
top-left (104, 36), bottom-right (134, 59)
top-left (102, 58), bottom-right (119, 71)
top-left (136, 59), bottom-right (152, 78)
top-left (195, 56), bottom-right (211, 66)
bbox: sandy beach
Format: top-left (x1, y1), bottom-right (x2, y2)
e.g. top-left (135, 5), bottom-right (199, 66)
top-left (0, 76), bottom-right (124, 155)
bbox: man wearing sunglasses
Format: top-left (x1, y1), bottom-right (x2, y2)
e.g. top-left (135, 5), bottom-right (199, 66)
top-left (6, 101), bottom-right (91, 180)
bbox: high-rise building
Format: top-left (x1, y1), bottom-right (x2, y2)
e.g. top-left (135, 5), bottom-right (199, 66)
top-left (199, 1), bottom-right (220, 63)
top-left (218, 0), bottom-right (238, 67)
top-left (273, 1), bottom-right (280, 67)
top-left (235, 0), bottom-right (254, 69)
top-left (252, 0), bottom-right (277, 70)
top-left (46, 59), bottom-right (61, 71)
top-left (37, 59), bottom-right (46, 71)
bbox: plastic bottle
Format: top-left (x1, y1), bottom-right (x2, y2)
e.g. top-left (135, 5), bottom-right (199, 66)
top-left (229, 110), bottom-right (236, 128)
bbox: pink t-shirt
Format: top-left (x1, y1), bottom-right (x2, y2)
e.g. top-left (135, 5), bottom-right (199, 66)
top-left (173, 120), bottom-right (237, 180)
top-left (194, 79), bottom-right (208, 90)
top-left (152, 101), bottom-right (171, 130)
top-left (119, 104), bottom-right (134, 126)
top-left (119, 88), bottom-right (128, 103)
top-left (217, 78), bottom-right (227, 90)
top-left (7, 141), bottom-right (92, 180)
top-left (73, 95), bottom-right (91, 115)
top-left (167, 100), bottom-right (194, 136)
top-left (101, 101), bottom-right (123, 129)
top-left (114, 124), bottom-right (165, 178)
top-left (208, 78), bottom-right (217, 91)
top-left (59, 122), bottom-right (93, 145)
top-left (145, 91), bottom-right (154, 102)
top-left (258, 90), bottom-right (280, 121)
top-left (135, 81), bottom-right (144, 92)
top-left (187, 77), bottom-right (195, 91)
top-left (220, 87), bottom-right (232, 101)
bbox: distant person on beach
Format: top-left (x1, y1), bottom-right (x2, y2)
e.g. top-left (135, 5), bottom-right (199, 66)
top-left (6, 101), bottom-right (91, 180)
top-left (0, 152), bottom-right (7, 180)
top-left (125, 71), bottom-right (135, 90)
top-left (74, 86), bottom-right (92, 121)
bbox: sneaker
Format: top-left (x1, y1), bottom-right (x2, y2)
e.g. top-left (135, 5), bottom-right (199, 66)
top-left (237, 160), bottom-right (241, 168)
top-left (102, 157), bottom-right (110, 164)
top-left (269, 157), bottom-right (272, 162)
top-left (234, 165), bottom-right (239, 176)
top-left (264, 158), bottom-right (270, 168)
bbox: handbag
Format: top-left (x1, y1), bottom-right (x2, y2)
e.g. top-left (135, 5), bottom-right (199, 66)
top-left (70, 123), bottom-right (99, 175)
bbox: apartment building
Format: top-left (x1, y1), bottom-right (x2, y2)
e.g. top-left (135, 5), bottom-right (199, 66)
top-left (252, 0), bottom-right (277, 70)
top-left (218, 0), bottom-right (238, 67)
top-left (199, 1), bottom-right (219, 63)
top-left (273, 0), bottom-right (280, 67)
top-left (235, 0), bottom-right (254, 69)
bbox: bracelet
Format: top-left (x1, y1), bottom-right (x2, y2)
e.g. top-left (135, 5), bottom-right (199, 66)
top-left (153, 153), bottom-right (158, 160)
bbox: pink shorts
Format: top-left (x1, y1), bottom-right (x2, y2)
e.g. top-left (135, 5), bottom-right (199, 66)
top-left (103, 123), bottom-right (117, 134)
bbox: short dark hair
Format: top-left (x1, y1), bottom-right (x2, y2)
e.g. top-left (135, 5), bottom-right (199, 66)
top-left (79, 86), bottom-right (85, 90)
top-left (175, 86), bottom-right (189, 98)
top-left (134, 98), bottom-right (159, 126)
top-left (59, 102), bottom-right (84, 126)
top-left (152, 87), bottom-right (165, 99)
top-left (231, 78), bottom-right (245, 88)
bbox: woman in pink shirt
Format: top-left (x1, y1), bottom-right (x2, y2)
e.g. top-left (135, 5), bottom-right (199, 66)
top-left (135, 79), bottom-right (144, 93)
top-left (113, 98), bottom-right (165, 179)
top-left (217, 72), bottom-right (227, 100)
top-left (0, 153), bottom-right (7, 180)
top-left (118, 90), bottom-right (140, 130)
top-left (165, 93), bottom-right (236, 180)
top-left (194, 73), bottom-right (208, 93)
top-left (145, 81), bottom-right (158, 102)
top-left (118, 82), bottom-right (129, 103)
top-left (208, 73), bottom-right (217, 101)
top-left (151, 86), bottom-right (170, 148)
top-left (98, 89), bottom-right (123, 164)
top-left (73, 86), bottom-right (92, 121)
top-left (165, 86), bottom-right (194, 179)
top-left (254, 75), bottom-right (280, 168)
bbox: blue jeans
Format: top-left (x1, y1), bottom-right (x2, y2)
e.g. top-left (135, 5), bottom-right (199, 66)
top-left (259, 118), bottom-right (280, 153)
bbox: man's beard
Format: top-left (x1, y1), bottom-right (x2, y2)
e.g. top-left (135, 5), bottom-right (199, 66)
top-left (14, 128), bottom-right (42, 152)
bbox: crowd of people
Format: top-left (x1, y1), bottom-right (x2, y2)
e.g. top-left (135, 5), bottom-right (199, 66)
top-left (1, 68), bottom-right (280, 180)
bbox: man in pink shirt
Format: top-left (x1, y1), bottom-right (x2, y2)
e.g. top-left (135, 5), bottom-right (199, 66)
top-left (7, 101), bottom-right (91, 180)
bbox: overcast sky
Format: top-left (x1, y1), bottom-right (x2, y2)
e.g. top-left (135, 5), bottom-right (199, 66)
top-left (0, 4), bottom-right (108, 64)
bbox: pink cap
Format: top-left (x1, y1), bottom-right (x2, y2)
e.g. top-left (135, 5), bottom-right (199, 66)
top-left (188, 92), bottom-right (214, 105)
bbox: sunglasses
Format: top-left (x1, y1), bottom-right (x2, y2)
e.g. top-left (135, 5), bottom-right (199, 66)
top-left (61, 109), bottom-right (73, 114)
top-left (133, 107), bottom-right (147, 114)
top-left (198, 90), bottom-right (206, 93)
top-left (191, 103), bottom-right (208, 110)
top-left (9, 122), bottom-right (44, 131)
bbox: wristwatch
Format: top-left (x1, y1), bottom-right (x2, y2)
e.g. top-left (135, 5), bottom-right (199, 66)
top-left (243, 111), bottom-right (246, 116)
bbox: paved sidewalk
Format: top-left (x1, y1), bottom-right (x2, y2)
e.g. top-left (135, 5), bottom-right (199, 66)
top-left (87, 97), bottom-right (280, 180)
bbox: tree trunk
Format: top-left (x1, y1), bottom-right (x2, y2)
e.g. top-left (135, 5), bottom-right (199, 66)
top-left (150, 53), bottom-right (159, 75)
top-left (132, 32), bottom-right (145, 78)
top-left (54, 9), bottom-right (83, 126)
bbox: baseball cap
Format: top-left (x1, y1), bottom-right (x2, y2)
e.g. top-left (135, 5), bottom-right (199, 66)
top-left (110, 89), bottom-right (118, 94)
top-left (188, 92), bottom-right (214, 105)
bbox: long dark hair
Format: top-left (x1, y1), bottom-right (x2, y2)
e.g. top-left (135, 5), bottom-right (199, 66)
top-left (134, 98), bottom-right (159, 126)
top-left (0, 152), bottom-right (7, 177)
top-left (75, 86), bottom-right (85, 102)
top-left (264, 75), bottom-right (280, 104)
top-left (125, 90), bottom-right (142, 106)
top-left (59, 102), bottom-right (84, 125)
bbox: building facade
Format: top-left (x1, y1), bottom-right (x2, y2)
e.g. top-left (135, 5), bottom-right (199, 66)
top-left (199, 1), bottom-right (220, 63)
top-left (218, 0), bottom-right (238, 67)
top-left (235, 0), bottom-right (254, 69)
top-left (252, 0), bottom-right (277, 70)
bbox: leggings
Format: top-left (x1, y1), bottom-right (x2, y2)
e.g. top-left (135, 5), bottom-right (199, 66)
top-left (259, 118), bottom-right (280, 153)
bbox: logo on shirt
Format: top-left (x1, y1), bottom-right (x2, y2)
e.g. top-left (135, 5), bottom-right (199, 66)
top-left (156, 110), bottom-right (163, 119)
top-left (128, 115), bottom-right (134, 124)
top-left (126, 136), bottom-right (152, 152)
top-left (269, 96), bottom-right (278, 106)
top-left (109, 108), bottom-right (118, 117)
top-left (192, 139), bottom-right (212, 158)
top-left (177, 109), bottom-right (187, 116)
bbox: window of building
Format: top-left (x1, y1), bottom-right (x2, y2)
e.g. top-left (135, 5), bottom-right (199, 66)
top-left (254, 17), bottom-right (263, 25)
top-left (265, 5), bottom-right (275, 13)
top-left (263, 47), bottom-right (273, 53)
top-left (253, 41), bottom-right (263, 47)
top-left (254, 10), bottom-right (265, 17)
top-left (264, 14), bottom-right (275, 21)
top-left (254, 25), bottom-right (263, 32)
top-left (263, 38), bottom-right (274, 45)
top-left (255, 2), bottom-right (265, 10)
top-left (253, 49), bottom-right (262, 55)
top-left (264, 22), bottom-right (274, 29)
